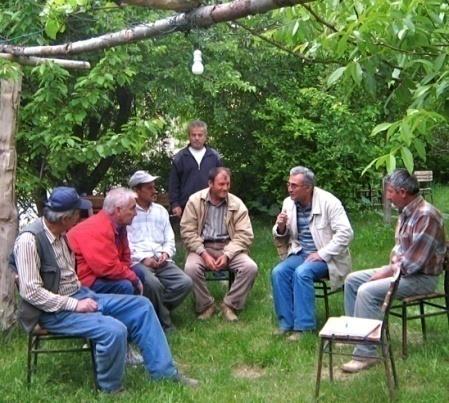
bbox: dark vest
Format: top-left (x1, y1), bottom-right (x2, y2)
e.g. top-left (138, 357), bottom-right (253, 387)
top-left (9, 219), bottom-right (62, 333)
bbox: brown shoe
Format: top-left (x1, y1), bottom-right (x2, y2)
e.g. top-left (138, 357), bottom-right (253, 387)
top-left (197, 304), bottom-right (216, 320)
top-left (286, 331), bottom-right (302, 342)
top-left (220, 303), bottom-right (238, 322)
top-left (273, 328), bottom-right (291, 336)
top-left (341, 358), bottom-right (378, 373)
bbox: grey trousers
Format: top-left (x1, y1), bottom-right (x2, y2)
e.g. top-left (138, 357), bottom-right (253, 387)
top-left (135, 262), bottom-right (193, 329)
top-left (184, 247), bottom-right (258, 313)
top-left (344, 268), bottom-right (439, 358)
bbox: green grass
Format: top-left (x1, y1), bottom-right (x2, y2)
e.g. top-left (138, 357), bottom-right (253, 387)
top-left (1, 189), bottom-right (449, 402)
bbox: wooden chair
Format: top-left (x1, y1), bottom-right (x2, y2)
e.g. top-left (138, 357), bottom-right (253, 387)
top-left (389, 245), bottom-right (449, 357)
top-left (27, 326), bottom-right (97, 388)
top-left (414, 170), bottom-right (433, 202)
top-left (315, 271), bottom-right (401, 400)
top-left (13, 275), bottom-right (98, 388)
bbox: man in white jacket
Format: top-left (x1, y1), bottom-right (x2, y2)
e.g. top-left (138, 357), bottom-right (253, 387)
top-left (272, 166), bottom-right (353, 341)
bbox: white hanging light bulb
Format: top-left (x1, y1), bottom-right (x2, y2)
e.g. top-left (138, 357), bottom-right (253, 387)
top-left (191, 49), bottom-right (204, 75)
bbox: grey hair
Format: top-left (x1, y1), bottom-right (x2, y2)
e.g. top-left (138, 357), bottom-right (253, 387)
top-left (43, 207), bottom-right (78, 223)
top-left (385, 169), bottom-right (419, 195)
top-left (187, 120), bottom-right (208, 135)
top-left (289, 166), bottom-right (315, 187)
top-left (103, 187), bottom-right (137, 215)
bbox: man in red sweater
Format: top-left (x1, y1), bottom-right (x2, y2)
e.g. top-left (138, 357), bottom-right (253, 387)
top-left (67, 187), bottom-right (144, 296)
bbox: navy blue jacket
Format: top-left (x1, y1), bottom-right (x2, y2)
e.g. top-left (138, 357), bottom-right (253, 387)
top-left (169, 145), bottom-right (222, 209)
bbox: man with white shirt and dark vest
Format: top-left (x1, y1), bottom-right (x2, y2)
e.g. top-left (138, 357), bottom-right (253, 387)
top-left (11, 187), bottom-right (198, 392)
top-left (169, 120), bottom-right (222, 218)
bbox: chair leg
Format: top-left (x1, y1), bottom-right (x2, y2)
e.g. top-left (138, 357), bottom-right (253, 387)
top-left (401, 303), bottom-right (408, 358)
top-left (33, 335), bottom-right (40, 368)
top-left (381, 341), bottom-right (395, 400)
top-left (228, 270), bottom-right (235, 289)
top-left (328, 341), bottom-right (334, 382)
top-left (419, 301), bottom-right (427, 341)
top-left (323, 285), bottom-right (330, 320)
top-left (387, 328), bottom-right (398, 388)
top-left (89, 340), bottom-right (98, 390)
top-left (315, 339), bottom-right (325, 398)
top-left (27, 334), bottom-right (34, 386)
top-left (445, 294), bottom-right (449, 328)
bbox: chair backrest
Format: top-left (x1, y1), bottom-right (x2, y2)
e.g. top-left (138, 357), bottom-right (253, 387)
top-left (414, 170), bottom-right (433, 184)
top-left (273, 236), bottom-right (289, 261)
top-left (443, 242), bottom-right (449, 296)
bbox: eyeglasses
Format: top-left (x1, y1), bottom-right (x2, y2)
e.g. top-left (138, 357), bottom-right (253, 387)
top-left (286, 182), bottom-right (308, 189)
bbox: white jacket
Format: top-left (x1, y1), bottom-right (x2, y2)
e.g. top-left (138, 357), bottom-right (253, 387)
top-left (273, 187), bottom-right (353, 289)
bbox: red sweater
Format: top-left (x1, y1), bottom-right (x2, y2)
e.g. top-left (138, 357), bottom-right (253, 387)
top-left (67, 210), bottom-right (137, 287)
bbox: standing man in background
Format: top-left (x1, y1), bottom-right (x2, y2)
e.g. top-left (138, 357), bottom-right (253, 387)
top-left (169, 120), bottom-right (222, 218)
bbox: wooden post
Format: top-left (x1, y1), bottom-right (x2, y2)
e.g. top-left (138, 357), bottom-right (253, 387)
top-left (0, 73), bottom-right (21, 331)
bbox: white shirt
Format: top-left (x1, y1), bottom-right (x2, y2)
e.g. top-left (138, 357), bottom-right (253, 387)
top-left (127, 202), bottom-right (176, 265)
top-left (188, 146), bottom-right (206, 168)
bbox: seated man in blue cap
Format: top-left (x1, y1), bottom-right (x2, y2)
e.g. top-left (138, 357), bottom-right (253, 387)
top-left (11, 186), bottom-right (198, 392)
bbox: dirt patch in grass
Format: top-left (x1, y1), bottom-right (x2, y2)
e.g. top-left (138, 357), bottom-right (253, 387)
top-left (232, 365), bottom-right (266, 379)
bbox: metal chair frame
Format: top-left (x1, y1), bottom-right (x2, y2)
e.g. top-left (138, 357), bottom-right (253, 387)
top-left (314, 279), bottom-right (344, 320)
top-left (205, 268), bottom-right (235, 289)
top-left (389, 247), bottom-right (449, 357)
top-left (315, 272), bottom-right (401, 400)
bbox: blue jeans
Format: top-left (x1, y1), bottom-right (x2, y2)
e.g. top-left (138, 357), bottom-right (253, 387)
top-left (90, 266), bottom-right (146, 295)
top-left (271, 252), bottom-right (328, 331)
top-left (344, 268), bottom-right (439, 358)
top-left (39, 287), bottom-right (177, 392)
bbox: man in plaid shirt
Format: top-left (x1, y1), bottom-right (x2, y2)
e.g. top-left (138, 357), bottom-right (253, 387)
top-left (342, 168), bottom-right (446, 373)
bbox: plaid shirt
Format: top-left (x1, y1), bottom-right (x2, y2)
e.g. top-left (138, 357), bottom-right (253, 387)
top-left (392, 196), bottom-right (446, 276)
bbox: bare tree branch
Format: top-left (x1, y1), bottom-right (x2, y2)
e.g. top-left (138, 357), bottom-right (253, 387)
top-left (0, 0), bottom-right (314, 57)
top-left (0, 53), bottom-right (90, 69)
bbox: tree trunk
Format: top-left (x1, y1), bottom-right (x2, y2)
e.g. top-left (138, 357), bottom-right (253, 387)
top-left (0, 74), bottom-right (21, 331)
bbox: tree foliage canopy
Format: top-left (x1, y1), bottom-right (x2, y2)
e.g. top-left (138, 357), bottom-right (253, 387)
top-left (2, 0), bottom-right (448, 213)
top-left (268, 0), bottom-right (449, 173)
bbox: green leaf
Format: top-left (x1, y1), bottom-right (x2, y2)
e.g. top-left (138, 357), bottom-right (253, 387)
top-left (371, 122), bottom-right (393, 136)
top-left (386, 153), bottom-right (396, 173)
top-left (400, 121), bottom-right (413, 146)
top-left (327, 67), bottom-right (346, 87)
top-left (414, 138), bottom-right (426, 161)
top-left (350, 62), bottom-right (363, 85)
top-left (400, 147), bottom-right (414, 173)
top-left (45, 18), bottom-right (61, 40)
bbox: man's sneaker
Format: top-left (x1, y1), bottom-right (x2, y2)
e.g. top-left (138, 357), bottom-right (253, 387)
top-left (175, 372), bottom-right (200, 388)
top-left (273, 328), bottom-right (291, 336)
top-left (341, 358), bottom-right (378, 373)
top-left (286, 331), bottom-right (302, 342)
top-left (220, 302), bottom-right (238, 322)
top-left (126, 345), bottom-right (144, 366)
top-left (197, 304), bottom-right (216, 320)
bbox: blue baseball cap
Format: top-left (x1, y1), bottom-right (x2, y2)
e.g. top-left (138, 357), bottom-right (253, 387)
top-left (44, 187), bottom-right (92, 212)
